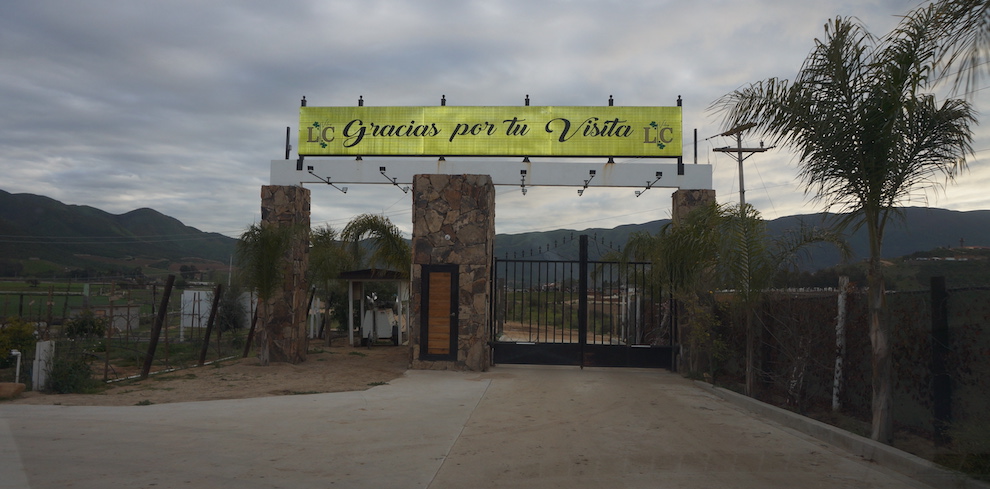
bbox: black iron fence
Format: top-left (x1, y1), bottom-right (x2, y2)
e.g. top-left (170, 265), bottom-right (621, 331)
top-left (491, 259), bottom-right (670, 347)
top-left (490, 236), bottom-right (673, 369)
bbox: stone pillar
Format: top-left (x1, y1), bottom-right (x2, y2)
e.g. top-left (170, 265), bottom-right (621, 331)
top-left (410, 174), bottom-right (495, 371)
top-left (259, 185), bottom-right (310, 364)
top-left (671, 189), bottom-right (716, 225)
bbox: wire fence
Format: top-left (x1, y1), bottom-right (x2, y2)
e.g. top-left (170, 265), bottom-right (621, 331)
top-left (0, 280), bottom-right (252, 389)
top-left (704, 279), bottom-right (990, 466)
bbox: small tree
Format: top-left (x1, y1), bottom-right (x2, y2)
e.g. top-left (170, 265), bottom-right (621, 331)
top-left (46, 312), bottom-right (106, 394)
top-left (718, 204), bottom-right (848, 396)
top-left (624, 203), bottom-right (723, 376)
top-left (0, 317), bottom-right (37, 370)
top-left (236, 223), bottom-right (296, 366)
top-left (712, 12), bottom-right (975, 442)
top-left (309, 225), bottom-right (357, 339)
top-left (64, 310), bottom-right (106, 339)
top-left (625, 203), bottom-right (847, 388)
top-left (214, 283), bottom-right (247, 335)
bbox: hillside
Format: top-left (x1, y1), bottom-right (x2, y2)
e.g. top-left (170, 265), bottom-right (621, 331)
top-left (494, 207), bottom-right (990, 271)
top-left (3, 188), bottom-right (989, 279)
top-left (0, 189), bottom-right (236, 277)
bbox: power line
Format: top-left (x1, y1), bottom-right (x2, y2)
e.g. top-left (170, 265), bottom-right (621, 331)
top-left (500, 231), bottom-right (621, 260)
top-left (0, 234), bottom-right (232, 245)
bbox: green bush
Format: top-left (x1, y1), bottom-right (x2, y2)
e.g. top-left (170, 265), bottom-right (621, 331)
top-left (64, 310), bottom-right (106, 339)
top-left (46, 353), bottom-right (101, 394)
top-left (216, 286), bottom-right (247, 333)
top-left (0, 317), bottom-right (37, 369)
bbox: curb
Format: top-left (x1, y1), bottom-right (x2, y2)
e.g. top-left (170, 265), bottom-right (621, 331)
top-left (694, 381), bottom-right (990, 489)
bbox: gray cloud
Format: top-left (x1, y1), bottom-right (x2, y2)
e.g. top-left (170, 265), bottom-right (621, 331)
top-left (1, 0), bottom-right (986, 239)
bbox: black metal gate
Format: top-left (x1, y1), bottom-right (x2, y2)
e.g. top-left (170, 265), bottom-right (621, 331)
top-left (490, 235), bottom-right (676, 369)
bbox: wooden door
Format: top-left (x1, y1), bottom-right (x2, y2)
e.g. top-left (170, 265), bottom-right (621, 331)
top-left (420, 265), bottom-right (458, 360)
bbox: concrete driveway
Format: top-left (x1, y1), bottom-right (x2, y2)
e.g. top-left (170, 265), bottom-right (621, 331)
top-left (0, 366), bottom-right (969, 488)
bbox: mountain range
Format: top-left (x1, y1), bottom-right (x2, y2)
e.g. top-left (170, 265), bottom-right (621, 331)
top-left (2, 188), bottom-right (989, 278)
top-left (494, 207), bottom-right (990, 270)
top-left (0, 189), bottom-right (236, 277)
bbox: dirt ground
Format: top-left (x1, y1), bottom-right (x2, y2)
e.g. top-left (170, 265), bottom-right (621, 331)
top-left (3, 341), bottom-right (410, 407)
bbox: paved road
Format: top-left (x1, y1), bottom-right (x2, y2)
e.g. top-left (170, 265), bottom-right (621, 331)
top-left (0, 366), bottom-right (958, 488)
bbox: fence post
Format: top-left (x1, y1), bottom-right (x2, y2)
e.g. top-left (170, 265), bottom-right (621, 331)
top-left (578, 235), bottom-right (588, 368)
top-left (305, 286), bottom-right (317, 339)
top-left (198, 283), bottom-right (223, 366)
top-left (832, 276), bottom-right (849, 411)
top-left (496, 278), bottom-right (505, 339)
top-left (104, 282), bottom-right (115, 381)
top-left (141, 275), bottom-right (175, 380)
top-left (931, 276), bottom-right (951, 446)
top-left (46, 284), bottom-right (54, 331)
top-left (61, 282), bottom-right (70, 324)
top-left (243, 307), bottom-right (259, 358)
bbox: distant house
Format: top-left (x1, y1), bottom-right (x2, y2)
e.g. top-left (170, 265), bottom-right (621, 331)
top-left (70, 305), bottom-right (141, 334)
top-left (180, 289), bottom-right (253, 341)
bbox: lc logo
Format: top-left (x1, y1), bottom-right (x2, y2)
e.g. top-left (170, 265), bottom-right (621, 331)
top-left (306, 121), bottom-right (335, 148)
top-left (643, 121), bottom-right (674, 150)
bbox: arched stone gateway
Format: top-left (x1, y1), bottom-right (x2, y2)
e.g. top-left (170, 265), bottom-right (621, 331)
top-left (265, 97), bottom-right (714, 371)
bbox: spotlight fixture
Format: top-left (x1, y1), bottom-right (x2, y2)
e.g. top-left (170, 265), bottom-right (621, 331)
top-left (379, 166), bottom-right (410, 194)
top-left (307, 166), bottom-right (347, 193)
top-left (578, 170), bottom-right (596, 196)
top-left (634, 171), bottom-right (663, 198)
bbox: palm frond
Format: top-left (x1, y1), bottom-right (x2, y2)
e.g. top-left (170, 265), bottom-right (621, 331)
top-left (341, 213), bottom-right (411, 277)
top-left (931, 0), bottom-right (990, 96)
top-left (309, 225), bottom-right (355, 294)
top-left (236, 223), bottom-right (297, 301)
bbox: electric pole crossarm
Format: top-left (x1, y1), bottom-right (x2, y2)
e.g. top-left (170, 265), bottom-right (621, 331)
top-left (712, 147), bottom-right (770, 153)
top-left (708, 123), bottom-right (774, 211)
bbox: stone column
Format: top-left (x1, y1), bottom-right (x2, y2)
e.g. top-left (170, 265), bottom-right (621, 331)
top-left (410, 174), bottom-right (495, 371)
top-left (671, 189), bottom-right (716, 225)
top-left (259, 185), bottom-right (311, 364)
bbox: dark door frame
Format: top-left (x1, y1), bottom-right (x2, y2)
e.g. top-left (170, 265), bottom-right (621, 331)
top-left (420, 264), bottom-right (459, 361)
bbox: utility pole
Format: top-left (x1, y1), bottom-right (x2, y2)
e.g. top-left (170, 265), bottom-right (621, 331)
top-left (712, 123), bottom-right (771, 214)
top-left (711, 123), bottom-right (774, 397)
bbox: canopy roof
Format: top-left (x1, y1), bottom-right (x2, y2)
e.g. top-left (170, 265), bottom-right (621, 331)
top-left (337, 269), bottom-right (407, 282)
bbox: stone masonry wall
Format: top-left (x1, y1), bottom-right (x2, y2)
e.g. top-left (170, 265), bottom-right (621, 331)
top-left (410, 174), bottom-right (495, 371)
top-left (259, 185), bottom-right (311, 364)
top-left (671, 189), bottom-right (717, 225)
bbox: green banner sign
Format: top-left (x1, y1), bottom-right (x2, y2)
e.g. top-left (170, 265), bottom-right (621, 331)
top-left (298, 106), bottom-right (681, 157)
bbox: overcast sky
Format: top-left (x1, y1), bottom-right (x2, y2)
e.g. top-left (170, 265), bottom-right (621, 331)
top-left (2, 1), bottom-right (987, 239)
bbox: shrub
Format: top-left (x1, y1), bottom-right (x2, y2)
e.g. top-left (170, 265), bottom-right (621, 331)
top-left (64, 310), bottom-right (106, 339)
top-left (215, 286), bottom-right (247, 333)
top-left (0, 317), bottom-right (37, 369)
top-left (46, 353), bottom-right (101, 394)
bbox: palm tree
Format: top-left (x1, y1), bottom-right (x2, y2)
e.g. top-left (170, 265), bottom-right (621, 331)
top-left (341, 214), bottom-right (411, 277)
top-left (236, 223), bottom-right (296, 366)
top-left (626, 202), bottom-right (846, 392)
top-left (624, 205), bottom-right (722, 375)
top-left (711, 13), bottom-right (975, 442)
top-left (719, 204), bottom-right (849, 396)
top-left (309, 225), bottom-right (356, 338)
